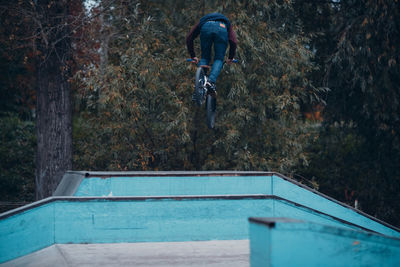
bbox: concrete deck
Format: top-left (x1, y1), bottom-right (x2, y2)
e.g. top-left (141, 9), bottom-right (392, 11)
top-left (1, 240), bottom-right (249, 267)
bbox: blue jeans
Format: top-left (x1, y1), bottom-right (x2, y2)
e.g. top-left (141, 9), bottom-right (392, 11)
top-left (198, 21), bottom-right (228, 83)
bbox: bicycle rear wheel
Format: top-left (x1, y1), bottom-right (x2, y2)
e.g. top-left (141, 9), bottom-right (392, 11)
top-left (194, 67), bottom-right (206, 106)
top-left (206, 94), bottom-right (216, 129)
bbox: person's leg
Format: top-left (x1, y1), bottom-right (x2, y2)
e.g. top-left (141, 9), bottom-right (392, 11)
top-left (192, 24), bottom-right (212, 105)
top-left (199, 23), bottom-right (213, 67)
top-left (192, 23), bottom-right (214, 103)
top-left (208, 24), bottom-right (228, 83)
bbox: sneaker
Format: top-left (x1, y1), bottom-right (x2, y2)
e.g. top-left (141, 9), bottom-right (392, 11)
top-left (205, 81), bottom-right (217, 96)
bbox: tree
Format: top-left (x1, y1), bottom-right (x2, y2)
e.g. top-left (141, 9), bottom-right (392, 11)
top-left (325, 0), bottom-right (400, 225)
top-left (32, 0), bottom-right (81, 199)
top-left (0, 114), bottom-right (35, 212)
top-left (0, 0), bottom-right (119, 204)
top-left (1, 0), bottom-right (87, 199)
top-left (73, 0), bottom-right (324, 174)
top-left (0, 1), bottom-right (38, 209)
top-left (0, 1), bottom-right (36, 118)
top-left (296, 0), bottom-right (400, 226)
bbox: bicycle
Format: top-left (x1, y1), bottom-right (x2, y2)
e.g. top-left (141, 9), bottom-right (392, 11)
top-left (187, 59), bottom-right (238, 129)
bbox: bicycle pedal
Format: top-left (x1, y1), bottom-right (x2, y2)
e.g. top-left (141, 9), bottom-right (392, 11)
top-left (209, 89), bottom-right (217, 97)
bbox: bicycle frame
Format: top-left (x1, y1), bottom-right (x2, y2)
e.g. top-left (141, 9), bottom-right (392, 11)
top-left (187, 58), bottom-right (238, 129)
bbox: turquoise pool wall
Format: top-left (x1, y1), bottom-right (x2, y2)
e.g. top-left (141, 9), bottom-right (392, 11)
top-left (73, 175), bottom-right (400, 237)
top-left (74, 176), bottom-right (273, 196)
top-left (2, 172), bottom-right (400, 263)
top-left (249, 218), bottom-right (400, 267)
top-left (271, 175), bottom-right (399, 237)
top-left (0, 196), bottom-right (368, 263)
top-left (0, 203), bottom-right (54, 263)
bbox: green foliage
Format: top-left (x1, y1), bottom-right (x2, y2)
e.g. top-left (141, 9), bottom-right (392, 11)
top-left (73, 0), bottom-right (322, 173)
top-left (298, 121), bottom-right (400, 226)
top-left (1, 0), bottom-right (398, 228)
top-left (295, 0), bottom-right (400, 227)
top-left (0, 1), bottom-right (36, 118)
top-left (325, 0), bottom-right (400, 129)
top-left (0, 113), bottom-right (35, 211)
top-left (0, 2), bottom-right (37, 210)
top-left (324, 0), bottom-right (400, 226)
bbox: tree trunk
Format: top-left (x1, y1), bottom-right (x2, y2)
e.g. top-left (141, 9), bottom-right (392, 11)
top-left (99, 2), bottom-right (111, 75)
top-left (35, 0), bottom-right (73, 199)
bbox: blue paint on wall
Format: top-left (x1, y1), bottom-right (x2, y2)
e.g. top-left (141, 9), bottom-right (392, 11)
top-left (271, 175), bottom-right (400, 237)
top-left (54, 198), bottom-right (273, 244)
top-left (249, 218), bottom-right (400, 267)
top-left (74, 176), bottom-right (272, 196)
top-left (0, 196), bottom-right (372, 263)
top-left (0, 204), bottom-right (54, 263)
top-left (73, 175), bottom-right (400, 238)
top-left (249, 221), bottom-right (271, 266)
top-left (2, 173), bottom-right (400, 263)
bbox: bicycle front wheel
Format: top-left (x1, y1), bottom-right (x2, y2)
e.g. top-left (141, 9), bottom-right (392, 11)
top-left (206, 94), bottom-right (216, 129)
top-left (195, 67), bottom-right (206, 106)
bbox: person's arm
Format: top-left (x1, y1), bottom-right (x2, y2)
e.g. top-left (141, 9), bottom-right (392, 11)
top-left (186, 22), bottom-right (201, 58)
top-left (228, 27), bottom-right (237, 59)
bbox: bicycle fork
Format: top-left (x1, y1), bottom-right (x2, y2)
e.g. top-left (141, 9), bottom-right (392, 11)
top-left (201, 76), bottom-right (209, 96)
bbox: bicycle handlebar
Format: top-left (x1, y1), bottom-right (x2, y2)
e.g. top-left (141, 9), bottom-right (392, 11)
top-left (186, 58), bottom-right (238, 63)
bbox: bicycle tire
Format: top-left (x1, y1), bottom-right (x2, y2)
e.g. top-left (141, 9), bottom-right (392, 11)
top-left (194, 67), bottom-right (206, 106)
top-left (206, 94), bottom-right (216, 129)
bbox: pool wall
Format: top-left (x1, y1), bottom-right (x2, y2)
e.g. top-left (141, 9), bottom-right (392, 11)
top-left (249, 217), bottom-right (400, 267)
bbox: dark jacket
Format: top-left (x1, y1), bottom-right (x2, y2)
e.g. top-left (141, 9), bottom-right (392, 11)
top-left (199, 13), bottom-right (231, 30)
top-left (186, 13), bottom-right (237, 59)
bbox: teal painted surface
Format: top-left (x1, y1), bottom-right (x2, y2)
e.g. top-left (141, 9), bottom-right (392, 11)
top-left (274, 200), bottom-right (360, 231)
top-left (249, 222), bottom-right (270, 266)
top-left (0, 197), bottom-right (369, 263)
top-left (0, 204), bottom-right (54, 263)
top-left (249, 218), bottom-right (400, 267)
top-left (2, 173), bottom-right (400, 263)
top-left (0, 198), bottom-right (272, 263)
top-left (74, 176), bottom-right (272, 196)
top-left (54, 199), bottom-right (273, 244)
top-left (271, 175), bottom-right (400, 237)
top-left (54, 198), bottom-right (365, 244)
top-left (74, 175), bottom-right (399, 237)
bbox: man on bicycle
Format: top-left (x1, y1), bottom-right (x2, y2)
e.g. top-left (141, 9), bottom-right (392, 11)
top-left (186, 12), bottom-right (237, 93)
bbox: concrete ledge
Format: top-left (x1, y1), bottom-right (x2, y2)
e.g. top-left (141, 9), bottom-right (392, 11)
top-left (69, 170), bottom-right (273, 177)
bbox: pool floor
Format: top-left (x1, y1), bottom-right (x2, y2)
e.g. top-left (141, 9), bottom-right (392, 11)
top-left (1, 240), bottom-right (249, 267)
